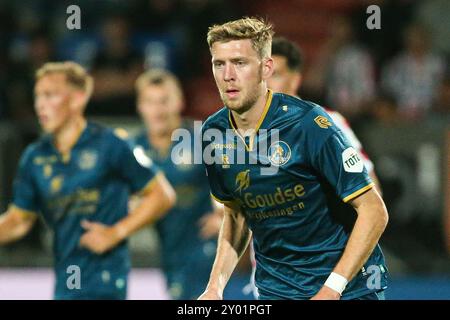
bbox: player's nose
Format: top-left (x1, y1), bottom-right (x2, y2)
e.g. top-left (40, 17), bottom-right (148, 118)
top-left (223, 63), bottom-right (236, 82)
top-left (34, 96), bottom-right (46, 113)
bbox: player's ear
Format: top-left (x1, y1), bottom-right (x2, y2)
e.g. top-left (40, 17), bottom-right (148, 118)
top-left (176, 98), bottom-right (185, 114)
top-left (262, 57), bottom-right (274, 80)
top-left (72, 90), bottom-right (88, 113)
top-left (136, 93), bottom-right (143, 115)
top-left (290, 73), bottom-right (302, 94)
top-left (172, 86), bottom-right (185, 113)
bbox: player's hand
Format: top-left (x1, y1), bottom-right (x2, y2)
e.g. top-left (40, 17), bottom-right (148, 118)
top-left (198, 211), bottom-right (223, 239)
top-left (198, 288), bottom-right (223, 300)
top-left (128, 195), bottom-right (141, 212)
top-left (79, 220), bottom-right (123, 254)
top-left (310, 286), bottom-right (341, 300)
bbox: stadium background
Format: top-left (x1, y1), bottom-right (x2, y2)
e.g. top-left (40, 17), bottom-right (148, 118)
top-left (0, 0), bottom-right (449, 299)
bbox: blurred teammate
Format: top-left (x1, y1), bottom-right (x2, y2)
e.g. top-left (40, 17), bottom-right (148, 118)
top-left (0, 62), bottom-right (176, 299)
top-left (199, 17), bottom-right (389, 300)
top-left (131, 69), bottom-right (222, 299)
top-left (268, 36), bottom-right (381, 188)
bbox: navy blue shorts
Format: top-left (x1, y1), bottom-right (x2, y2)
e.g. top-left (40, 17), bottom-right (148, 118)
top-left (354, 290), bottom-right (385, 300)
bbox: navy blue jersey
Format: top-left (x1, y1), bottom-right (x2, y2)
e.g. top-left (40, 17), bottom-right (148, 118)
top-left (12, 122), bottom-right (158, 299)
top-left (201, 91), bottom-right (388, 300)
top-left (130, 120), bottom-right (216, 299)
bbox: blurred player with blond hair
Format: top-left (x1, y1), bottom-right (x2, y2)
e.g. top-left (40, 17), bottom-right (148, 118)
top-left (0, 61), bottom-right (176, 299)
top-left (131, 68), bottom-right (223, 299)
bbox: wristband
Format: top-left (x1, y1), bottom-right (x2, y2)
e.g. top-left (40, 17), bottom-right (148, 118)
top-left (324, 272), bottom-right (348, 295)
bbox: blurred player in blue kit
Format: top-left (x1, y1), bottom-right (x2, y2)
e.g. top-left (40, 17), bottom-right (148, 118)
top-left (198, 18), bottom-right (389, 300)
top-left (0, 62), bottom-right (176, 299)
top-left (130, 69), bottom-right (223, 299)
top-left (268, 36), bottom-right (381, 189)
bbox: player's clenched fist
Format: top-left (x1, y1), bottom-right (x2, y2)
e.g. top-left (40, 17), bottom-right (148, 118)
top-left (79, 220), bottom-right (123, 254)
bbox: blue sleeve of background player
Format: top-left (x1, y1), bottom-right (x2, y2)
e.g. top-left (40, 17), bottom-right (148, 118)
top-left (304, 106), bottom-right (374, 203)
top-left (110, 135), bottom-right (160, 195)
top-left (12, 146), bottom-right (40, 213)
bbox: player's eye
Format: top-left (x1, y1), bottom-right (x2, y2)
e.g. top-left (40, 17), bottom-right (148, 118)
top-left (213, 61), bottom-right (224, 68)
top-left (45, 92), bottom-right (57, 99)
top-left (36, 92), bottom-right (50, 99)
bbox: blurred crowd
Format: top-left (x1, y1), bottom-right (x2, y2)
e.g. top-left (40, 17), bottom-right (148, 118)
top-left (301, 2), bottom-right (450, 129)
top-left (0, 0), bottom-right (448, 128)
top-left (0, 0), bottom-right (240, 120)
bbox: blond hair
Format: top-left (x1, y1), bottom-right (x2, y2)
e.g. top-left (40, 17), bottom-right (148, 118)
top-left (36, 61), bottom-right (94, 98)
top-left (135, 69), bottom-right (183, 100)
top-left (207, 17), bottom-right (274, 59)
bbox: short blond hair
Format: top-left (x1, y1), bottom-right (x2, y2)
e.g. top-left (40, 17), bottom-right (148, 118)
top-left (36, 61), bottom-right (94, 97)
top-left (207, 17), bottom-right (274, 59)
top-left (135, 69), bottom-right (183, 101)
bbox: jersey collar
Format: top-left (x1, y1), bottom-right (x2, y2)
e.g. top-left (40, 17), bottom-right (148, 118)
top-left (228, 89), bottom-right (276, 151)
top-left (44, 121), bottom-right (91, 163)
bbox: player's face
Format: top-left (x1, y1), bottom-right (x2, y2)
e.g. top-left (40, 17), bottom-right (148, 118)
top-left (137, 83), bottom-right (182, 135)
top-left (267, 55), bottom-right (301, 96)
top-left (211, 39), bottom-right (272, 113)
top-left (34, 74), bottom-right (75, 133)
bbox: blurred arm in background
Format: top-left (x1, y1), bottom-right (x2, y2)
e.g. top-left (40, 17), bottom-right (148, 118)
top-left (0, 206), bottom-right (37, 245)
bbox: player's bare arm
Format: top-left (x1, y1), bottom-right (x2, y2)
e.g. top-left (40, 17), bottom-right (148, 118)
top-left (198, 202), bottom-right (251, 300)
top-left (0, 206), bottom-right (38, 244)
top-left (312, 188), bottom-right (388, 300)
top-left (79, 173), bottom-right (176, 254)
top-left (199, 198), bottom-right (225, 239)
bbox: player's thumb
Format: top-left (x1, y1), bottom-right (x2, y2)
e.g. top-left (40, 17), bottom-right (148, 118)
top-left (81, 220), bottom-right (94, 230)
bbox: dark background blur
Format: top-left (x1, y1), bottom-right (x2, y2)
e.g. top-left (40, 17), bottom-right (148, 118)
top-left (0, 0), bottom-right (449, 299)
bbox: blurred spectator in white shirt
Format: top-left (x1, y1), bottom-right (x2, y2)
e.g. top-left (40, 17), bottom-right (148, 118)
top-left (381, 23), bottom-right (446, 120)
top-left (416, 0), bottom-right (450, 56)
top-left (305, 16), bottom-right (376, 121)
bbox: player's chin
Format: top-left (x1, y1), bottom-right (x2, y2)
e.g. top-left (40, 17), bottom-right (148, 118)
top-left (39, 123), bottom-right (54, 133)
top-left (222, 98), bottom-right (242, 111)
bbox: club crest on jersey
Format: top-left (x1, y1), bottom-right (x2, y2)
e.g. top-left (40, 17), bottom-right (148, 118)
top-left (79, 150), bottom-right (98, 170)
top-left (50, 175), bottom-right (64, 194)
top-left (235, 170), bottom-right (250, 193)
top-left (268, 141), bottom-right (291, 166)
top-left (314, 115), bottom-right (332, 129)
top-left (43, 164), bottom-right (52, 177)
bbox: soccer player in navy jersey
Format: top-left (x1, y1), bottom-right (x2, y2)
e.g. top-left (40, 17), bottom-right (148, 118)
top-left (242, 35), bottom-right (385, 299)
top-left (0, 62), bottom-right (176, 299)
top-left (198, 18), bottom-right (389, 300)
top-left (129, 69), bottom-right (223, 299)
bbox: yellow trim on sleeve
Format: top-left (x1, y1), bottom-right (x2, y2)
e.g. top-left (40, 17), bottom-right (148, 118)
top-left (136, 172), bottom-right (164, 196)
top-left (210, 192), bottom-right (235, 205)
top-left (9, 204), bottom-right (38, 219)
top-left (343, 183), bottom-right (374, 203)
